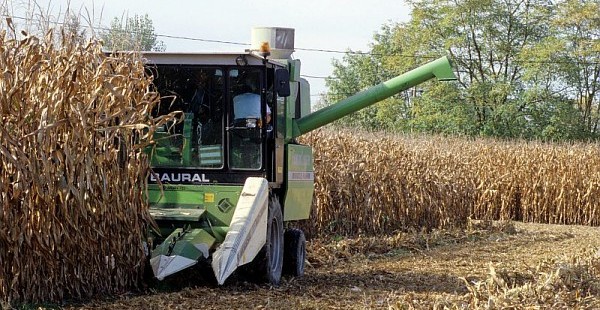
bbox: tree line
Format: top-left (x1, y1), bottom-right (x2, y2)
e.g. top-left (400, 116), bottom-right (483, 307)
top-left (324, 0), bottom-right (599, 141)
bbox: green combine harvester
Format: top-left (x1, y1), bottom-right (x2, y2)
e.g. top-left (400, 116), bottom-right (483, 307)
top-left (144, 27), bottom-right (456, 285)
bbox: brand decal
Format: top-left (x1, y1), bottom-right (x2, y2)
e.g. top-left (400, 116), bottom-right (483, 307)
top-left (288, 171), bottom-right (314, 181)
top-left (150, 172), bottom-right (210, 183)
top-left (217, 198), bottom-right (234, 213)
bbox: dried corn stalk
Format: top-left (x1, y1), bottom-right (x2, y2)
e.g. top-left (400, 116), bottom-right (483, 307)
top-left (462, 249), bottom-right (600, 308)
top-left (300, 130), bottom-right (473, 237)
top-left (301, 129), bottom-right (600, 237)
top-left (0, 24), bottom-right (167, 304)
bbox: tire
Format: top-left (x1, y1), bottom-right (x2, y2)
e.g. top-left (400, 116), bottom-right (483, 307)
top-left (240, 196), bottom-right (284, 285)
top-left (283, 228), bottom-right (306, 277)
top-left (264, 196), bottom-right (284, 285)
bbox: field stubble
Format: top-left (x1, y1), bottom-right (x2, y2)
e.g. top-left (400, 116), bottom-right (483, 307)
top-left (58, 221), bottom-right (600, 309)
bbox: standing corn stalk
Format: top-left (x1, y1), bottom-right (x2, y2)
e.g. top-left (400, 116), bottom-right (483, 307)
top-left (301, 129), bottom-right (600, 238)
top-left (300, 130), bottom-right (474, 237)
top-left (0, 20), bottom-right (172, 305)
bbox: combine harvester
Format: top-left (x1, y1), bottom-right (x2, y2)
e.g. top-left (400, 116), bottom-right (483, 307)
top-left (144, 27), bottom-right (456, 285)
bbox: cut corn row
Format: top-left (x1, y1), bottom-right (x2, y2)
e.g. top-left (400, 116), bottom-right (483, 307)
top-left (463, 249), bottom-right (600, 308)
top-left (300, 129), bottom-right (600, 237)
top-left (0, 28), bottom-right (166, 304)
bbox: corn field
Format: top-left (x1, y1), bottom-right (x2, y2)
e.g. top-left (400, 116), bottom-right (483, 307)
top-left (301, 129), bottom-right (600, 236)
top-left (0, 24), bottom-right (168, 304)
top-left (3, 20), bottom-right (600, 309)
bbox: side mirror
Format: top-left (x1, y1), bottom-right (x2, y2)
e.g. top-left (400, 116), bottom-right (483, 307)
top-left (275, 68), bottom-right (290, 97)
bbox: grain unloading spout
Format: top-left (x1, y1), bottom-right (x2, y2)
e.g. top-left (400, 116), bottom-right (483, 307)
top-left (291, 56), bottom-right (456, 137)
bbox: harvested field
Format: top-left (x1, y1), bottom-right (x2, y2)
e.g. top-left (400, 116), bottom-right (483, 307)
top-left (57, 221), bottom-right (600, 309)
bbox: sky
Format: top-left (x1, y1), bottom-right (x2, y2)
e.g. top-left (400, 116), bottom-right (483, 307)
top-left (9, 0), bottom-right (411, 97)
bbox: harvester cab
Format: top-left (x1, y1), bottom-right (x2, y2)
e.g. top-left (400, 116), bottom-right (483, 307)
top-left (143, 27), bottom-right (456, 285)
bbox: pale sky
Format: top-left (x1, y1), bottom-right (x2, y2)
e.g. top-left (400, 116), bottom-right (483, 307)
top-left (9, 0), bottom-right (411, 97)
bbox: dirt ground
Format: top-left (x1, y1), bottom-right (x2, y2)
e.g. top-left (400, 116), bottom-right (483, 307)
top-left (62, 221), bottom-right (600, 309)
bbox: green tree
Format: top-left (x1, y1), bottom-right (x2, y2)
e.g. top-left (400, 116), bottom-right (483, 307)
top-left (409, 82), bottom-right (478, 135)
top-left (324, 23), bottom-right (434, 131)
top-left (553, 0), bottom-right (600, 135)
top-left (520, 0), bottom-right (600, 139)
top-left (408, 0), bottom-right (555, 137)
top-left (326, 0), bottom-right (599, 141)
top-left (101, 14), bottom-right (165, 51)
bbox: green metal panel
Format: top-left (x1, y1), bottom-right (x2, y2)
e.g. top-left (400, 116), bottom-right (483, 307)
top-left (148, 184), bottom-right (242, 226)
top-left (285, 81), bottom-right (299, 141)
top-left (289, 59), bottom-right (301, 82)
top-left (299, 78), bottom-right (311, 118)
top-left (292, 56), bottom-right (456, 137)
top-left (283, 144), bottom-right (314, 221)
top-left (148, 113), bottom-right (196, 167)
top-left (150, 208), bottom-right (205, 222)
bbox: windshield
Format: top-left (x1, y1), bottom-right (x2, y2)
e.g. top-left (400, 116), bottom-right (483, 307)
top-left (150, 66), bottom-right (225, 168)
top-left (148, 65), bottom-right (269, 172)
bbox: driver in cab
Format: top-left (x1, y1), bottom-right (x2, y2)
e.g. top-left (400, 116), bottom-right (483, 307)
top-left (233, 81), bottom-right (271, 125)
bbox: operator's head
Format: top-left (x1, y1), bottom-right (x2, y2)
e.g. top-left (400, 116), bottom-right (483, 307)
top-left (241, 75), bottom-right (259, 94)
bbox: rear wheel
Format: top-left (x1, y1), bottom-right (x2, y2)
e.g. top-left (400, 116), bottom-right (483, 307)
top-left (283, 228), bottom-right (306, 277)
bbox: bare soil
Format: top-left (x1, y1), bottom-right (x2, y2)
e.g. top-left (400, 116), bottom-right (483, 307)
top-left (62, 222), bottom-right (600, 309)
